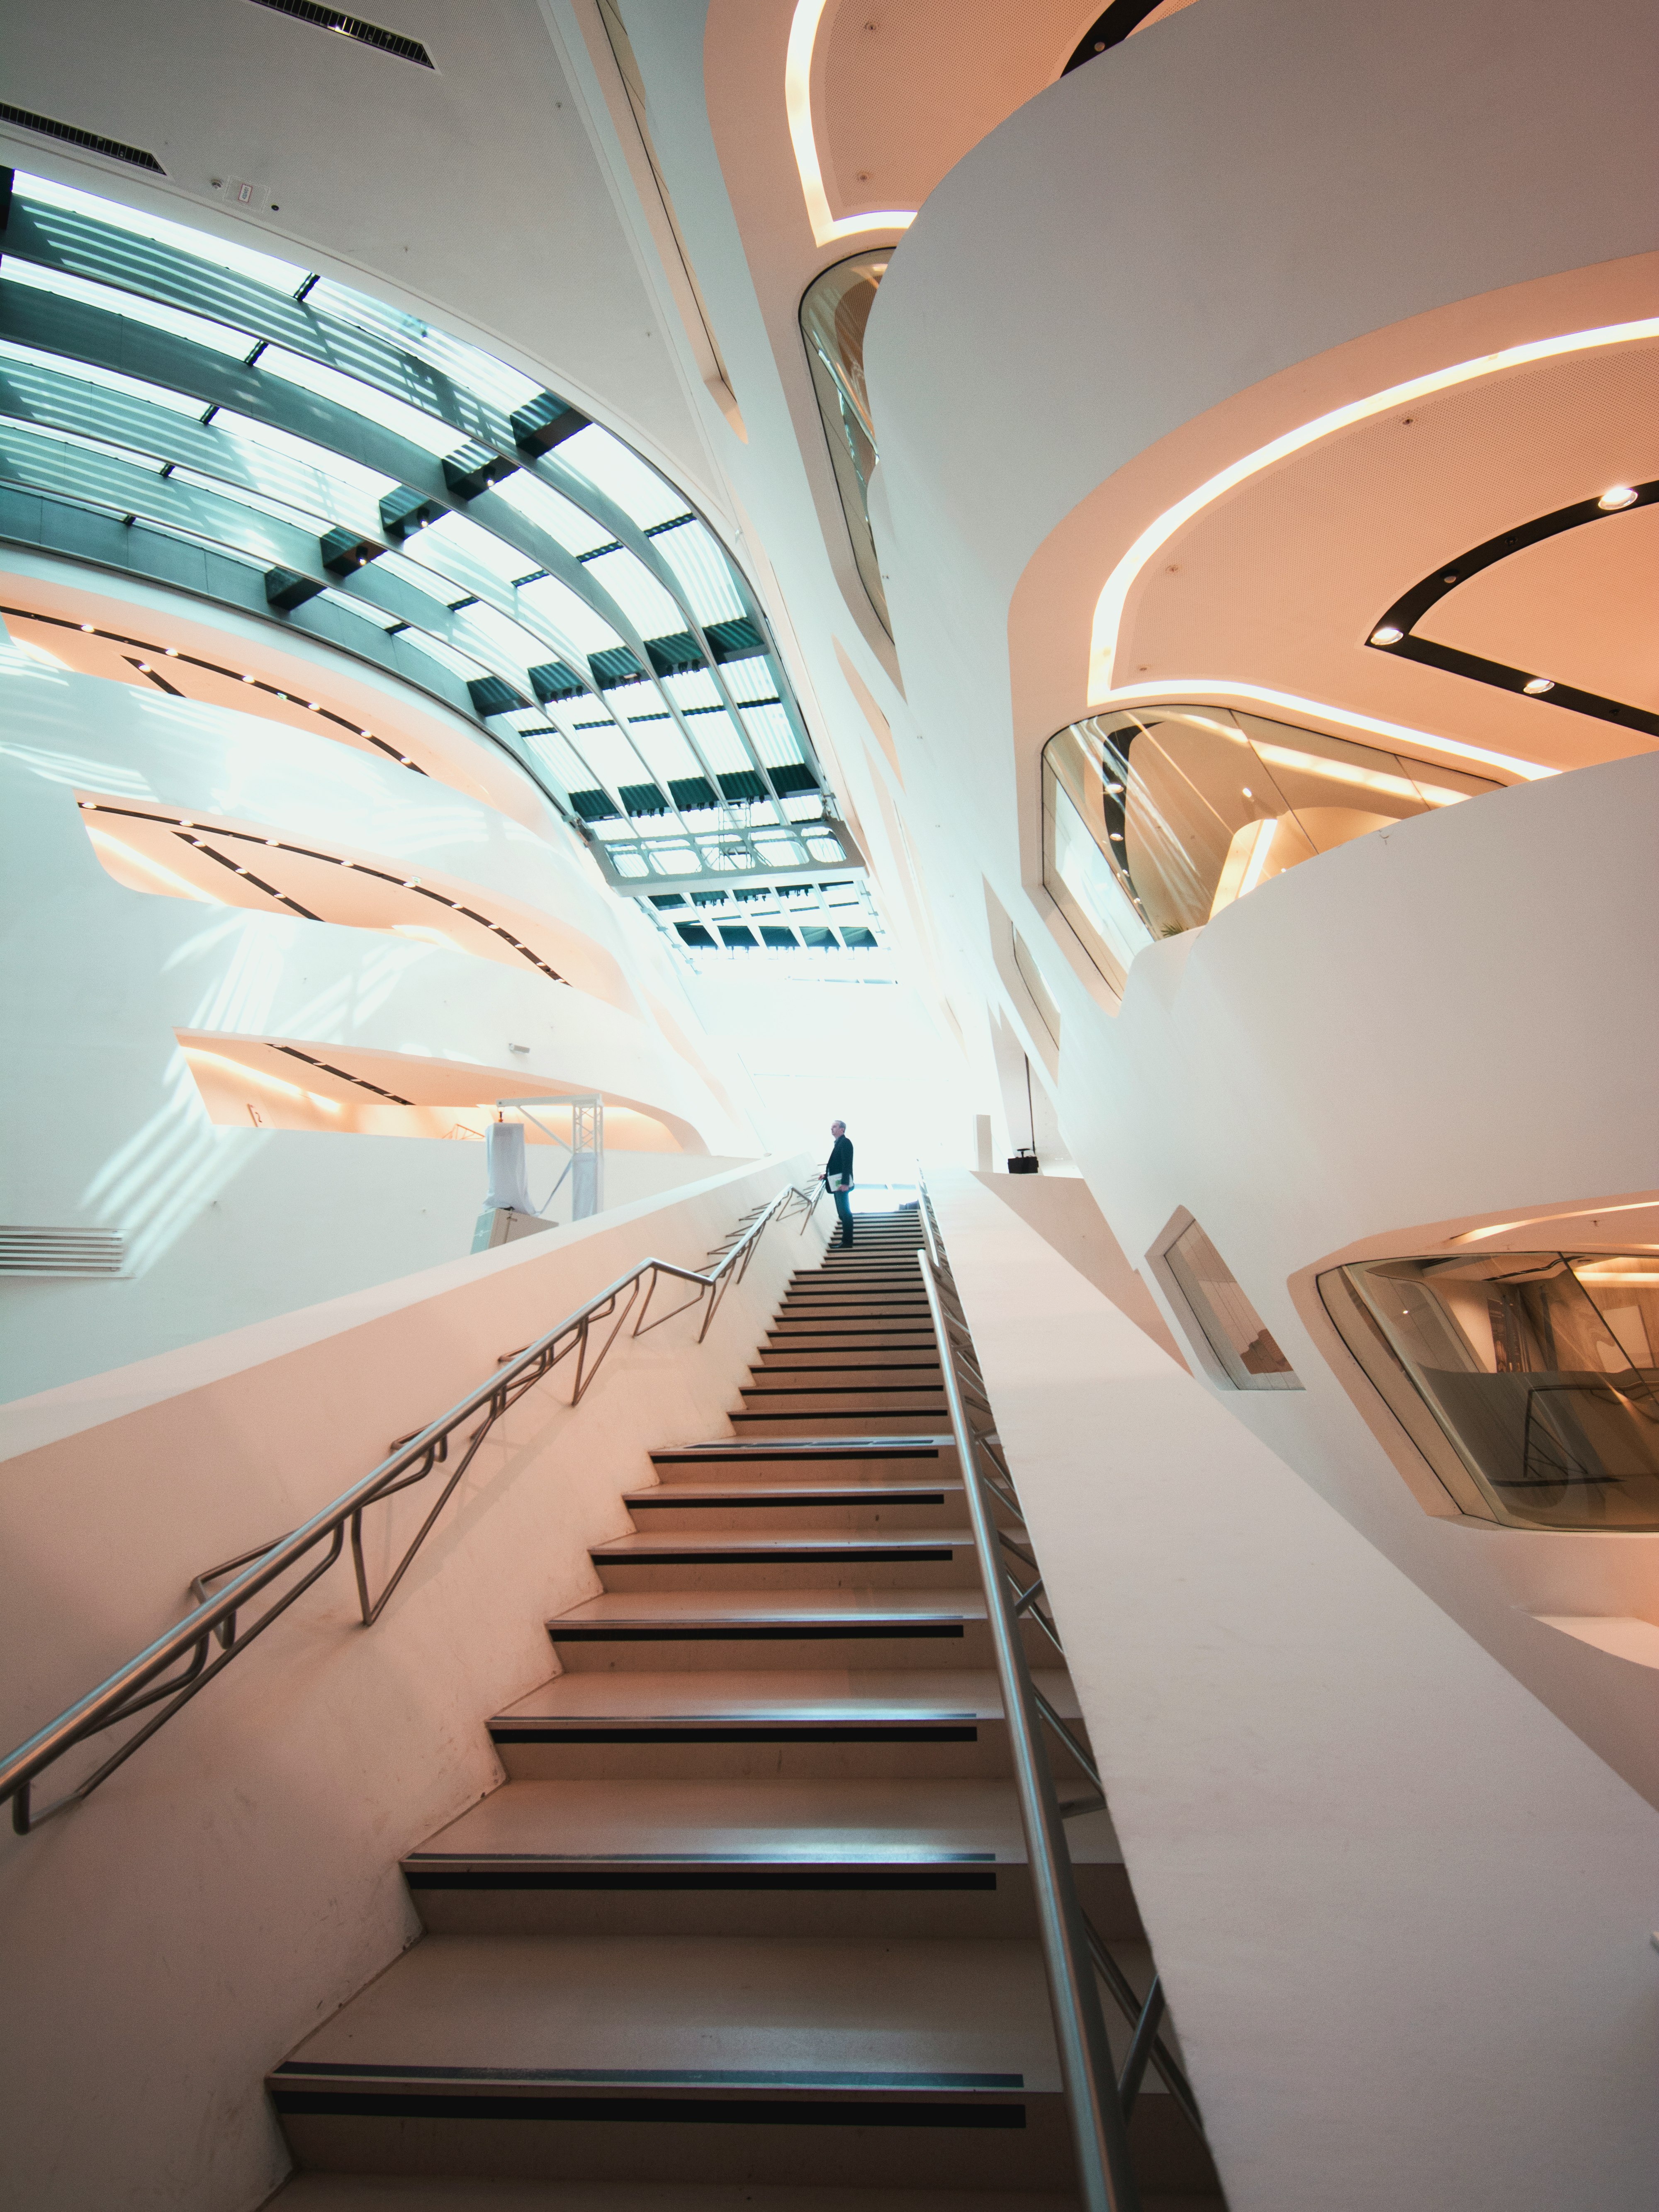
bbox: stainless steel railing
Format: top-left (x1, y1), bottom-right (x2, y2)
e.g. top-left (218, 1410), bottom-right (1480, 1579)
top-left (1, 1178), bottom-right (820, 1837)
top-left (913, 1174), bottom-right (1205, 2212)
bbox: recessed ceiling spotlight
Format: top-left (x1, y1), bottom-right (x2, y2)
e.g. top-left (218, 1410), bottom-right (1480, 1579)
top-left (1598, 485), bottom-right (1637, 510)
top-left (134, 661), bottom-right (151, 672)
top-left (306, 701), bottom-right (319, 710)
top-left (402, 880), bottom-right (419, 889)
top-left (399, 756), bottom-right (413, 766)
top-left (80, 623), bottom-right (94, 632)
top-left (1371, 625), bottom-right (1404, 646)
top-left (242, 673), bottom-right (256, 684)
top-left (1105, 781), bottom-right (1124, 795)
top-left (78, 800), bottom-right (95, 810)
top-left (1523, 676), bottom-right (1555, 695)
top-left (1242, 786), bottom-right (1253, 798)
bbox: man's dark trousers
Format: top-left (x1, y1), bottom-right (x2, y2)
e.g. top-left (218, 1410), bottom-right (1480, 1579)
top-left (831, 1186), bottom-right (854, 1244)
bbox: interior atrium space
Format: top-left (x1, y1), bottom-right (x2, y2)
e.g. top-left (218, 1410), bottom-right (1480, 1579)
top-left (0, 4), bottom-right (1655, 2210)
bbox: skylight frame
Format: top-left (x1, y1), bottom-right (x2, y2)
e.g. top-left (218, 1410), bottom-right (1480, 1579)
top-left (0, 173), bottom-right (837, 889)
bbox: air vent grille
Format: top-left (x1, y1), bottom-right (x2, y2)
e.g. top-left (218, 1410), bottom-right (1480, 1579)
top-left (246, 0), bottom-right (434, 66)
top-left (0, 105), bottom-right (165, 173)
top-left (0, 1227), bottom-right (126, 1277)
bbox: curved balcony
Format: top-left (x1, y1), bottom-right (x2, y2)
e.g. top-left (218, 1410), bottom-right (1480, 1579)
top-left (1323, 1252), bottom-right (1659, 1530)
top-left (1041, 703), bottom-right (1499, 992)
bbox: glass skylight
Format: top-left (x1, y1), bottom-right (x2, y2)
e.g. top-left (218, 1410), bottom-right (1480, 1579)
top-left (2, 258), bottom-right (258, 359)
top-left (559, 424), bottom-right (688, 530)
top-left (492, 471), bottom-right (618, 559)
top-left (168, 464), bottom-right (337, 535)
top-left (515, 574), bottom-right (626, 657)
top-left (741, 702), bottom-right (805, 769)
top-left (0, 170), bottom-right (842, 909)
top-left (4, 421), bottom-right (166, 474)
top-left (306, 276), bottom-right (543, 416)
top-left (258, 345), bottom-right (463, 457)
top-left (16, 170), bottom-right (309, 293)
top-left (652, 520), bottom-right (747, 625)
top-left (582, 547), bottom-right (685, 640)
top-left (0, 345), bottom-right (210, 430)
top-left (210, 408), bottom-right (400, 503)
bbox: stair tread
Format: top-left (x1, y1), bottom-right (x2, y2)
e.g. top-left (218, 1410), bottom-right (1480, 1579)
top-left (270, 2173), bottom-right (1095, 2208)
top-left (623, 1482), bottom-right (963, 1504)
top-left (593, 1531), bottom-right (974, 1559)
top-left (274, 1932), bottom-right (1063, 2091)
top-left (550, 1589), bottom-right (987, 1630)
top-left (651, 1438), bottom-right (953, 1458)
top-left (406, 1777), bottom-right (1122, 1868)
top-left (492, 1667), bottom-right (1080, 1727)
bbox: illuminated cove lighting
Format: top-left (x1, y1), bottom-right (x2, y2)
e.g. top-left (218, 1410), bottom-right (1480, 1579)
top-left (1087, 314), bottom-right (1659, 714)
top-left (786, 0), bottom-right (917, 246)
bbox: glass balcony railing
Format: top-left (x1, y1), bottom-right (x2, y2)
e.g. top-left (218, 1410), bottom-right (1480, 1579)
top-left (1323, 1253), bottom-right (1659, 1529)
top-left (1042, 705), bottom-right (1499, 993)
top-left (799, 252), bottom-right (890, 633)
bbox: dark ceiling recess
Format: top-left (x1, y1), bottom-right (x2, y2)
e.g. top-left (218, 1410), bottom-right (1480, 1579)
top-left (1063, 0), bottom-right (1172, 73)
top-left (246, 0), bottom-right (435, 68)
top-left (1366, 479), bottom-right (1659, 741)
top-left (0, 104), bottom-right (165, 172)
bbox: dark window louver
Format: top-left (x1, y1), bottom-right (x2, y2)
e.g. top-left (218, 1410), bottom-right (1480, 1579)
top-left (246, 0), bottom-right (435, 67)
top-left (0, 105), bottom-right (165, 173)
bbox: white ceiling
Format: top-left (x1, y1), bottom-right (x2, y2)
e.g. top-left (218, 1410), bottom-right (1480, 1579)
top-left (0, 0), bottom-right (714, 508)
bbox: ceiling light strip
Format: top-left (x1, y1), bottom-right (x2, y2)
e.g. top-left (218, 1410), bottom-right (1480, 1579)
top-left (1088, 315), bottom-right (1659, 702)
top-left (785, 0), bottom-right (917, 246)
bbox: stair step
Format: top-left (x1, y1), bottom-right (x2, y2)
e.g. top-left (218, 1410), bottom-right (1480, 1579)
top-left (590, 1529), bottom-right (978, 1592)
top-left (621, 1482), bottom-right (964, 1534)
top-left (486, 1667), bottom-right (1089, 1781)
top-left (269, 2171), bottom-right (1103, 2207)
top-left (545, 1586), bottom-right (1024, 1670)
top-left (649, 1439), bottom-right (953, 1463)
top-left (399, 1776), bottom-right (1131, 1940)
top-left (729, 1411), bottom-right (951, 1436)
top-left (269, 1931), bottom-right (1070, 2188)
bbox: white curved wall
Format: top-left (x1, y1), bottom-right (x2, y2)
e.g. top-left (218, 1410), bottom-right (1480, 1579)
top-left (0, 597), bottom-right (761, 1397)
top-left (844, 0), bottom-right (1659, 1801)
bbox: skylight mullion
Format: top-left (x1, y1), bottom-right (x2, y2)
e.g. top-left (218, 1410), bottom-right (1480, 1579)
top-left (0, 355), bottom-right (384, 542)
top-left (0, 422), bottom-right (314, 574)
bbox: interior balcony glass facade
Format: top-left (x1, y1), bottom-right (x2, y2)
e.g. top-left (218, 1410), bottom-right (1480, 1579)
top-left (1324, 1254), bottom-right (1659, 1529)
top-left (1042, 704), bottom-right (1499, 992)
top-left (798, 251), bottom-right (890, 633)
top-left (0, 168), bottom-right (859, 904)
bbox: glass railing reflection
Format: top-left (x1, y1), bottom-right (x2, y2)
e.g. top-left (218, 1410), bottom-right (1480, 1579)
top-left (1323, 1252), bottom-right (1659, 1529)
top-left (1042, 705), bottom-right (1499, 992)
top-left (800, 252), bottom-right (890, 633)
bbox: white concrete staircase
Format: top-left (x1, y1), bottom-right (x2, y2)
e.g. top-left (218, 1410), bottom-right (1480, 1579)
top-left (265, 1210), bottom-right (1221, 2209)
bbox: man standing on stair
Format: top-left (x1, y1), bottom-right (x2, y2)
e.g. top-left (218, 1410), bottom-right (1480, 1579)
top-left (825, 1119), bottom-right (855, 1247)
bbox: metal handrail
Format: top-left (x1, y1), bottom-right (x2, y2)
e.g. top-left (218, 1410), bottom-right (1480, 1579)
top-left (2, 1178), bottom-right (820, 1837)
top-left (914, 1174), bottom-right (1207, 2199)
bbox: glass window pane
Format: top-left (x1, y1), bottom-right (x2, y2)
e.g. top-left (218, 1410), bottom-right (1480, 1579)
top-left (582, 546), bottom-right (685, 639)
top-left (651, 519), bottom-right (746, 625)
top-left (210, 409), bottom-right (399, 501)
top-left (304, 277), bottom-right (542, 415)
top-left (0, 341), bottom-right (209, 418)
top-left (515, 574), bottom-right (624, 656)
top-left (2, 258), bottom-right (258, 357)
top-left (559, 423), bottom-right (687, 530)
top-left (492, 470), bottom-right (618, 558)
top-left (259, 345), bottom-right (462, 456)
top-left (16, 170), bottom-right (309, 292)
top-left (739, 702), bottom-right (804, 769)
top-left (1165, 1222), bottom-right (1301, 1391)
top-left (798, 250), bottom-right (890, 632)
top-left (1332, 1254), bottom-right (1659, 1529)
